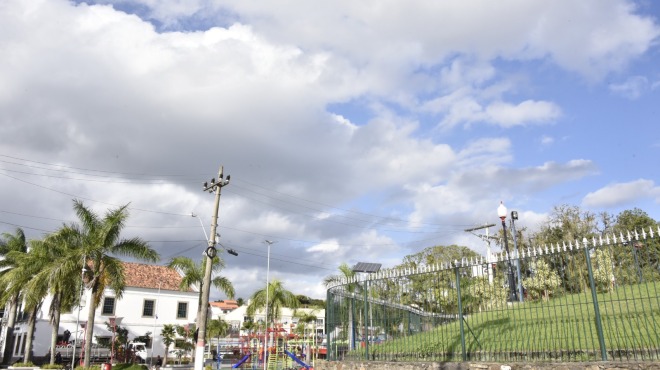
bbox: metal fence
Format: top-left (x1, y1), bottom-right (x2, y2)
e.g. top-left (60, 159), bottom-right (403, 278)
top-left (326, 227), bottom-right (660, 363)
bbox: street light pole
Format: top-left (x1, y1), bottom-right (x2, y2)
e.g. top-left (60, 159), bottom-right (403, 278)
top-left (498, 202), bottom-right (518, 302)
top-left (71, 259), bottom-right (86, 370)
top-left (195, 167), bottom-right (230, 370)
top-left (263, 240), bottom-right (275, 370)
top-left (510, 211), bottom-right (524, 302)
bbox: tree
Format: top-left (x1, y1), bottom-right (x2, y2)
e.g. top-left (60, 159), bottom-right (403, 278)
top-left (612, 208), bottom-right (660, 283)
top-left (166, 255), bottom-right (235, 326)
top-left (236, 297), bottom-right (245, 306)
top-left (293, 309), bottom-right (318, 363)
top-left (246, 279), bottom-right (299, 327)
top-left (523, 260), bottom-right (561, 301)
top-left (531, 205), bottom-right (599, 293)
top-left (0, 228), bottom-right (28, 365)
top-left (323, 263), bottom-right (359, 349)
top-left (207, 317), bottom-right (229, 349)
top-left (66, 200), bottom-right (159, 367)
top-left (241, 320), bottom-right (256, 336)
top-left (175, 324), bottom-right (196, 361)
top-left (160, 324), bottom-right (177, 365)
top-left (27, 230), bottom-right (82, 364)
top-left (0, 237), bottom-right (54, 363)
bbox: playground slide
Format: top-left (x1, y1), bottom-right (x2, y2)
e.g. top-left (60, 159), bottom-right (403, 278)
top-left (231, 353), bottom-right (251, 368)
top-left (283, 350), bottom-right (311, 369)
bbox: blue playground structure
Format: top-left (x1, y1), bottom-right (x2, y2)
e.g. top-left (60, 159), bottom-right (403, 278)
top-left (283, 350), bottom-right (311, 369)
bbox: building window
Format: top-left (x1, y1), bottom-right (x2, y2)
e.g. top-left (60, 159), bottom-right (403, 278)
top-left (315, 318), bottom-right (323, 326)
top-left (143, 299), bottom-right (155, 317)
top-left (102, 297), bottom-right (116, 315)
top-left (176, 302), bottom-right (188, 319)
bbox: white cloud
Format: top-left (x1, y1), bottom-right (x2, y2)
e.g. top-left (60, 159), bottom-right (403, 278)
top-left (0, 0), bottom-right (658, 300)
top-left (485, 100), bottom-right (562, 127)
top-left (582, 179), bottom-right (660, 208)
top-left (306, 240), bottom-right (340, 254)
top-left (609, 75), bottom-right (650, 99)
top-left (541, 135), bottom-right (555, 146)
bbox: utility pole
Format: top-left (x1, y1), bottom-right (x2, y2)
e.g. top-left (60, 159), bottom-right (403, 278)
top-left (464, 223), bottom-right (497, 284)
top-left (194, 166), bottom-right (230, 370)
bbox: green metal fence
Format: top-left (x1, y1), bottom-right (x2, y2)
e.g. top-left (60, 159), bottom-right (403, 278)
top-left (326, 228), bottom-right (660, 363)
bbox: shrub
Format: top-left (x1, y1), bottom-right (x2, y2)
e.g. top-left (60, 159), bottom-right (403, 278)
top-left (42, 365), bottom-right (65, 369)
top-left (12, 362), bottom-right (36, 367)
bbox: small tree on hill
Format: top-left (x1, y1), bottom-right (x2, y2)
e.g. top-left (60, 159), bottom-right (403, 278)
top-left (523, 259), bottom-right (561, 301)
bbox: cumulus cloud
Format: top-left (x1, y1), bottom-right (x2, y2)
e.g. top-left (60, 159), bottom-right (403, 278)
top-left (582, 179), bottom-right (660, 208)
top-left (1, 0), bottom-right (657, 300)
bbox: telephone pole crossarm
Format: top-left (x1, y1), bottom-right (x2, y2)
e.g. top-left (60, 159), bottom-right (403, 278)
top-left (194, 166), bottom-right (230, 370)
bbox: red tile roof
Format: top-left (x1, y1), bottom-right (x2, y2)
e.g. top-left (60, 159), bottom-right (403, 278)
top-left (122, 262), bottom-right (190, 291)
top-left (210, 300), bottom-right (239, 310)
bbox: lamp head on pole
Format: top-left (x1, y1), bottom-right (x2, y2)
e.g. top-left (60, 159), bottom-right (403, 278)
top-left (497, 201), bottom-right (507, 221)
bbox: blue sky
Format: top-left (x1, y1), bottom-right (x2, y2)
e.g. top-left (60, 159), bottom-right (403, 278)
top-left (0, 0), bottom-right (659, 300)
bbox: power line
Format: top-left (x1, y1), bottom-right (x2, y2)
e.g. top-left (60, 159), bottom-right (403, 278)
top-left (0, 172), bottom-right (191, 217)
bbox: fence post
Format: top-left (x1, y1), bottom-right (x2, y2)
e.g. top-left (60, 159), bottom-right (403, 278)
top-left (583, 238), bottom-right (608, 361)
top-left (364, 279), bottom-right (369, 360)
top-left (455, 265), bottom-right (466, 361)
top-left (326, 289), bottom-right (332, 361)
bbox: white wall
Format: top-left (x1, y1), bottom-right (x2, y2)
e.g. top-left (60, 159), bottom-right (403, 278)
top-left (14, 286), bottom-right (199, 359)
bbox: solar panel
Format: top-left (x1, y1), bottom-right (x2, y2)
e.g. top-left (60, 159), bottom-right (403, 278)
top-left (352, 262), bottom-right (382, 273)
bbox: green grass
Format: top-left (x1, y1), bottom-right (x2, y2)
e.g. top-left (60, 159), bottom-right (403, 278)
top-left (342, 281), bottom-right (660, 362)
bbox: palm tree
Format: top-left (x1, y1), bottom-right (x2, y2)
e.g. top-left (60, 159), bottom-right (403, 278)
top-left (323, 263), bottom-right (360, 350)
top-left (167, 255), bottom-right (235, 322)
top-left (207, 317), bottom-right (229, 351)
top-left (0, 238), bottom-right (53, 363)
top-left (0, 228), bottom-right (28, 365)
top-left (66, 200), bottom-right (159, 367)
top-left (26, 230), bottom-right (82, 364)
top-left (241, 320), bottom-right (256, 337)
top-left (160, 324), bottom-right (177, 365)
top-left (246, 279), bottom-right (299, 328)
top-left (293, 309), bottom-right (319, 363)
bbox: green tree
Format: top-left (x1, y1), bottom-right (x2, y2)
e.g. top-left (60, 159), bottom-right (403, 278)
top-left (592, 249), bottom-right (615, 292)
top-left (532, 205), bottom-right (599, 293)
top-left (66, 200), bottom-right (159, 367)
top-left (523, 260), bottom-right (561, 301)
top-left (167, 255), bottom-right (235, 323)
top-left (323, 263), bottom-right (359, 349)
top-left (236, 297), bottom-right (245, 306)
top-left (28, 230), bottom-right (82, 364)
top-left (160, 324), bottom-right (177, 365)
top-left (207, 317), bottom-right (229, 348)
top-left (175, 324), bottom-right (196, 361)
top-left (293, 309), bottom-right (319, 363)
top-left (246, 279), bottom-right (299, 328)
top-left (0, 228), bottom-right (28, 365)
top-left (0, 237), bottom-right (59, 363)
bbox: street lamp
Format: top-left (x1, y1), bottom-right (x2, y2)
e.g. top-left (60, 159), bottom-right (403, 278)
top-left (263, 240), bottom-right (276, 370)
top-left (510, 210), bottom-right (524, 302)
top-left (498, 202), bottom-right (518, 302)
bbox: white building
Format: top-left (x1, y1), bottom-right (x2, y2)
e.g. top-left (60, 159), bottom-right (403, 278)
top-left (216, 304), bottom-right (326, 340)
top-left (1, 262), bottom-right (199, 363)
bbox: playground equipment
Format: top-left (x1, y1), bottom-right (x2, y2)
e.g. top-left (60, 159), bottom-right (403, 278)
top-left (231, 325), bottom-right (313, 370)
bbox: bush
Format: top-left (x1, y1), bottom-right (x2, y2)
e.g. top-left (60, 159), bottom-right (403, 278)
top-left (42, 365), bottom-right (65, 369)
top-left (111, 364), bottom-right (149, 370)
top-left (12, 362), bottom-right (36, 367)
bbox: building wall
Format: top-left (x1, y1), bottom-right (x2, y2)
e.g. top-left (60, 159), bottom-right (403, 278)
top-left (6, 285), bottom-right (199, 361)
